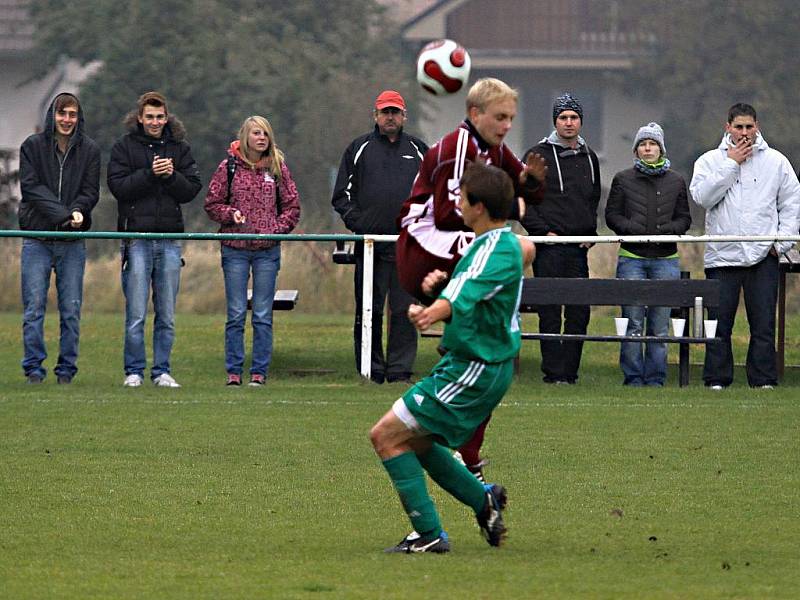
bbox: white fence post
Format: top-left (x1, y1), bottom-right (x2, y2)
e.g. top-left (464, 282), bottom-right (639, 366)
top-left (360, 238), bottom-right (375, 380)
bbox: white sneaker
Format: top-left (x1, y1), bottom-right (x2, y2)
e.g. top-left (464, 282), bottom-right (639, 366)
top-left (123, 374), bottom-right (143, 387)
top-left (710, 384), bottom-right (724, 391)
top-left (153, 373), bottom-right (181, 388)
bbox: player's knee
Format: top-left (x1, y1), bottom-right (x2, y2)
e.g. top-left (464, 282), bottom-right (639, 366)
top-left (369, 422), bottom-right (386, 453)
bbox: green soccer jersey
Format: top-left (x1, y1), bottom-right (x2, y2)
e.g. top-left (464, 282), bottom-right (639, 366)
top-left (439, 226), bottom-right (522, 363)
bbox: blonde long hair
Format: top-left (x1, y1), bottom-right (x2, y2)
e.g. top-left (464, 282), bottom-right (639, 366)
top-left (238, 115), bottom-right (284, 179)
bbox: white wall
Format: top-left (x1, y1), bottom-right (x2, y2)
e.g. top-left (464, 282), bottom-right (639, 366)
top-left (599, 86), bottom-right (662, 189)
top-left (0, 57), bottom-right (100, 154)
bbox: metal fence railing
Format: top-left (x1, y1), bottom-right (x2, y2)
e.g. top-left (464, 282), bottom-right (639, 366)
top-left (3, 230), bottom-right (799, 381)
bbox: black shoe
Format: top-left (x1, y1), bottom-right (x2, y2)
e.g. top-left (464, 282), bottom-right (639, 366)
top-left (386, 373), bottom-right (413, 384)
top-left (370, 373), bottom-right (385, 385)
top-left (56, 376), bottom-right (72, 385)
top-left (384, 530), bottom-right (420, 553)
top-left (26, 374), bottom-right (43, 384)
top-left (477, 484), bottom-right (508, 547)
top-left (384, 531), bottom-right (450, 554)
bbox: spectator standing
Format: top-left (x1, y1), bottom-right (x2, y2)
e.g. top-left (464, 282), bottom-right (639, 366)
top-left (332, 91), bottom-right (427, 384)
top-left (18, 92), bottom-right (100, 384)
top-left (107, 92), bottom-right (202, 388)
top-left (690, 103), bottom-right (800, 389)
top-left (521, 93), bottom-right (601, 385)
top-left (205, 116), bottom-right (301, 386)
top-left (605, 123), bottom-right (691, 386)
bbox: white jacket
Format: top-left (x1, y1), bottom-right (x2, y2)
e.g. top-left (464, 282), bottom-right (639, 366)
top-left (690, 133), bottom-right (800, 268)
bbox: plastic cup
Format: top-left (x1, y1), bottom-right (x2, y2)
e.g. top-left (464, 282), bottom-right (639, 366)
top-left (615, 317), bottom-right (629, 336)
top-left (704, 319), bottom-right (718, 338)
top-left (671, 318), bottom-right (686, 337)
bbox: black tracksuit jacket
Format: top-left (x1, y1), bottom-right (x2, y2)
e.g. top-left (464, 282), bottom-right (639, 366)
top-left (332, 125), bottom-right (428, 236)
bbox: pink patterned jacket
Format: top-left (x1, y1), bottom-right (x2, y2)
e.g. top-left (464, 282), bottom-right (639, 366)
top-left (205, 143), bottom-right (301, 249)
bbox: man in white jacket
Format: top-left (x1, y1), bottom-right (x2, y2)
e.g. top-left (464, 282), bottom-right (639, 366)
top-left (690, 103), bottom-right (800, 389)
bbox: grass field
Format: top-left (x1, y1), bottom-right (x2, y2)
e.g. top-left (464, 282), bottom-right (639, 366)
top-left (1, 311), bottom-right (799, 599)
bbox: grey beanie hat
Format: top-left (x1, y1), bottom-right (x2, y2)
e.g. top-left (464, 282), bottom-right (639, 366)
top-left (552, 93), bottom-right (583, 124)
top-left (633, 122), bottom-right (666, 155)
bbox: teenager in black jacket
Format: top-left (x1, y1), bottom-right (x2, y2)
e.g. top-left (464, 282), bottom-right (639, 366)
top-left (18, 92), bottom-right (100, 384)
top-left (107, 91), bottom-right (201, 388)
top-left (521, 93), bottom-right (601, 385)
top-left (605, 122), bottom-right (691, 386)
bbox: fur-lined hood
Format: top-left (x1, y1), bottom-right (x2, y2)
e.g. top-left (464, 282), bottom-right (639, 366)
top-left (122, 110), bottom-right (188, 142)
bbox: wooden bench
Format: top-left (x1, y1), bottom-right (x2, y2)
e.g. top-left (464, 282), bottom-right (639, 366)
top-left (517, 276), bottom-right (720, 386)
top-left (422, 274), bottom-right (720, 386)
top-left (332, 240), bottom-right (357, 265)
top-left (246, 289), bottom-right (299, 311)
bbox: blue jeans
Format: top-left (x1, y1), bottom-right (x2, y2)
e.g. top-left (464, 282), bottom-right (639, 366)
top-left (616, 256), bottom-right (680, 386)
top-left (21, 239), bottom-right (86, 380)
top-left (704, 254), bottom-right (779, 387)
top-left (121, 239), bottom-right (182, 379)
top-left (221, 245), bottom-right (281, 377)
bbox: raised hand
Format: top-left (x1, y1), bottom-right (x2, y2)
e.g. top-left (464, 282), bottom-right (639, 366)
top-left (727, 137), bottom-right (753, 164)
top-left (520, 152), bottom-right (548, 184)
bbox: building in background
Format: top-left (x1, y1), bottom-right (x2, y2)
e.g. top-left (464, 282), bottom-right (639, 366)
top-left (401, 0), bottom-right (662, 197)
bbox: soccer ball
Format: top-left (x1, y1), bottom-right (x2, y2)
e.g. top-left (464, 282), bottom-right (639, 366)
top-left (416, 39), bottom-right (471, 96)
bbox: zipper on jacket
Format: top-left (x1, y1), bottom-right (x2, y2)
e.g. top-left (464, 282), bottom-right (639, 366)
top-left (57, 144), bottom-right (73, 203)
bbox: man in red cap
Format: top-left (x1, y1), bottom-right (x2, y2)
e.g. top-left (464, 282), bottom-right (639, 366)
top-left (332, 90), bottom-right (429, 384)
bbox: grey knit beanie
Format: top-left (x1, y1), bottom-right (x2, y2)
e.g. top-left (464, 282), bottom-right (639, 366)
top-left (552, 93), bottom-right (583, 124)
top-left (633, 122), bottom-right (666, 155)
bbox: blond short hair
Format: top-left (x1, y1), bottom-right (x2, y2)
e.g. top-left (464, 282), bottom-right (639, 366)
top-left (466, 78), bottom-right (518, 114)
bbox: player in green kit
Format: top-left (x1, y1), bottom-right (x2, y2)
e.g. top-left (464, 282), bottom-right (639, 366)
top-left (370, 161), bottom-right (525, 553)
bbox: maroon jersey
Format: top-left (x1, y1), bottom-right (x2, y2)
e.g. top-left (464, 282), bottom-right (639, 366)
top-left (396, 120), bottom-right (540, 300)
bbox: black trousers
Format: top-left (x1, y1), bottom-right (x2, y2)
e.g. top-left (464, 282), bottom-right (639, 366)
top-left (533, 244), bottom-right (590, 382)
top-left (704, 254), bottom-right (779, 387)
top-left (353, 243), bottom-right (417, 381)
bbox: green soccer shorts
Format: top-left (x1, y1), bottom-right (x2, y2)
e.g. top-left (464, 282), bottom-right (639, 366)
top-left (398, 353), bottom-right (514, 448)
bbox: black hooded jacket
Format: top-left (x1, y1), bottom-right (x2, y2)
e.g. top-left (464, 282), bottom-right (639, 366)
top-left (107, 114), bottom-right (201, 232)
top-left (521, 137), bottom-right (601, 237)
top-left (18, 92), bottom-right (101, 232)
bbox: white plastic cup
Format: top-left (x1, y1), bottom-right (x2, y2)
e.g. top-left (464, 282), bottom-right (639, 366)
top-left (704, 319), bottom-right (718, 338)
top-left (671, 318), bottom-right (686, 337)
top-left (615, 317), bottom-right (629, 336)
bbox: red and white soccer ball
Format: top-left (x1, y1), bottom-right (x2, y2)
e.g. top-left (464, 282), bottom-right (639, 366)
top-left (416, 39), bottom-right (471, 96)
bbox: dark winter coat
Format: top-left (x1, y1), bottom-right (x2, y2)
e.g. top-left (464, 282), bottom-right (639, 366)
top-left (107, 114), bottom-right (201, 232)
top-left (18, 92), bottom-right (101, 232)
top-left (605, 167), bottom-right (692, 258)
top-left (521, 138), bottom-right (601, 237)
top-left (332, 125), bottom-right (427, 235)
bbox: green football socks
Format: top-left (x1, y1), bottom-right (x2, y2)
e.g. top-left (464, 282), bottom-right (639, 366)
top-left (418, 442), bottom-right (486, 514)
top-left (382, 452), bottom-right (442, 538)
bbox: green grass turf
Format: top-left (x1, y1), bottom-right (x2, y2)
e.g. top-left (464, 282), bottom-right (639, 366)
top-left (1, 311), bottom-right (799, 599)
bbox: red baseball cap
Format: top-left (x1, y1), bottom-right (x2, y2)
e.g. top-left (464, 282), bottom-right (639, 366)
top-left (375, 90), bottom-right (406, 111)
